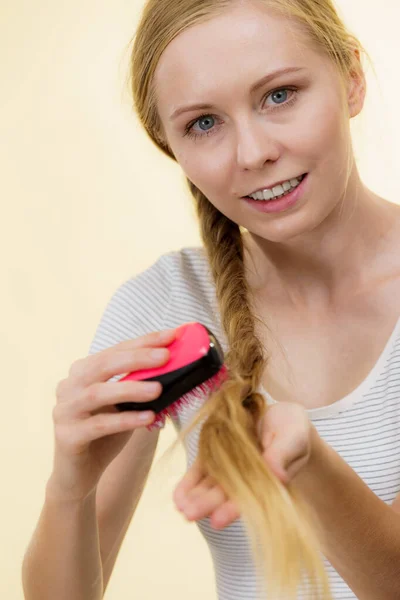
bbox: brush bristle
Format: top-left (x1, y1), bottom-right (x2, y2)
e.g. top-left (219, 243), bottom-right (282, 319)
top-left (149, 364), bottom-right (228, 429)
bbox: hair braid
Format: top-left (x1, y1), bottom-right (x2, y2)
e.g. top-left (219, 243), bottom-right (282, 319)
top-left (170, 183), bottom-right (331, 598)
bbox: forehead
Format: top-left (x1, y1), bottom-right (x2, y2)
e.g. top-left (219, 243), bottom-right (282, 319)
top-left (154, 2), bottom-right (319, 107)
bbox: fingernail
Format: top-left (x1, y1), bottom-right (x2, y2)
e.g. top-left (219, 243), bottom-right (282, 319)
top-left (143, 381), bottom-right (160, 393)
top-left (139, 411), bottom-right (154, 421)
top-left (185, 506), bottom-right (196, 519)
top-left (151, 348), bottom-right (168, 359)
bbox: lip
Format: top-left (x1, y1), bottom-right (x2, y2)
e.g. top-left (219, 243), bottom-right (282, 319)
top-left (243, 173), bottom-right (306, 198)
top-left (243, 172), bottom-right (309, 214)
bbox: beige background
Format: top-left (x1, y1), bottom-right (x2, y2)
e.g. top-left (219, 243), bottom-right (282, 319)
top-left (1, 1), bottom-right (399, 598)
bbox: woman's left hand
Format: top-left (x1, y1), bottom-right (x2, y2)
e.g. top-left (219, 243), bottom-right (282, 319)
top-left (173, 401), bottom-right (315, 530)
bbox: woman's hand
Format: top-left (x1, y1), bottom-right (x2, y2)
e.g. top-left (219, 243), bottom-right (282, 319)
top-left (49, 328), bottom-right (177, 503)
top-left (173, 401), bottom-right (315, 529)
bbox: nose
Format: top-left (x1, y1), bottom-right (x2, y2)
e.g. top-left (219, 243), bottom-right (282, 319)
top-left (236, 119), bottom-right (280, 171)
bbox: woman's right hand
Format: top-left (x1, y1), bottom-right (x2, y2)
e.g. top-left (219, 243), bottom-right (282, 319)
top-left (48, 328), bottom-right (177, 502)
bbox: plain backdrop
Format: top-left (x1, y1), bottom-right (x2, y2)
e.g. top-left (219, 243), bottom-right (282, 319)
top-left (1, 0), bottom-right (399, 598)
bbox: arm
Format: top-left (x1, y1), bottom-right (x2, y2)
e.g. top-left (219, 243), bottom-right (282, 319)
top-left (293, 426), bottom-right (400, 600)
top-left (96, 427), bottom-right (160, 592)
top-left (22, 427), bottom-right (160, 600)
top-left (392, 493), bottom-right (400, 513)
top-left (22, 487), bottom-right (103, 600)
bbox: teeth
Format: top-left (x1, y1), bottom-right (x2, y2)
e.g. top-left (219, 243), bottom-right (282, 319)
top-left (249, 174), bottom-right (304, 201)
top-left (272, 184), bottom-right (284, 196)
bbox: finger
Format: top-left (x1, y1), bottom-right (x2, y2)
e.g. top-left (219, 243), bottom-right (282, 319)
top-left (173, 461), bottom-right (205, 505)
top-left (67, 329), bottom-right (177, 388)
top-left (262, 428), bottom-right (309, 483)
top-left (185, 475), bottom-right (216, 499)
top-left (114, 328), bottom-right (177, 350)
top-left (261, 430), bottom-right (276, 450)
top-left (182, 485), bottom-right (227, 521)
top-left (73, 347), bottom-right (171, 389)
top-left (55, 379), bottom-right (162, 419)
top-left (285, 453), bottom-right (310, 482)
top-left (175, 475), bottom-right (217, 512)
top-left (59, 410), bottom-right (156, 454)
top-left (210, 499), bottom-right (241, 529)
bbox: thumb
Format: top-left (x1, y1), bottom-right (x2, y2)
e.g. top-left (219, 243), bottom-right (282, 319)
top-left (262, 432), bottom-right (289, 482)
top-left (262, 428), bottom-right (308, 484)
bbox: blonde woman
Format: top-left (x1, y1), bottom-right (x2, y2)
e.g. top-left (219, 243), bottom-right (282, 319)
top-left (22, 1), bottom-right (400, 599)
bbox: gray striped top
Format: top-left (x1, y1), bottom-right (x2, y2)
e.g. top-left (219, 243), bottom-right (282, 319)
top-left (88, 246), bottom-right (400, 600)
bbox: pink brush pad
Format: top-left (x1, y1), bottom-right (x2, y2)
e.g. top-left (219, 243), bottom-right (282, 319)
top-left (120, 322), bottom-right (210, 382)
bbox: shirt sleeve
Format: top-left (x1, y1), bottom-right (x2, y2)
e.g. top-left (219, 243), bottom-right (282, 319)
top-left (86, 252), bottom-right (174, 429)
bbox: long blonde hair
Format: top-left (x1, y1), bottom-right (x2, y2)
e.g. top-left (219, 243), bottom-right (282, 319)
top-left (128, 1), bottom-right (372, 597)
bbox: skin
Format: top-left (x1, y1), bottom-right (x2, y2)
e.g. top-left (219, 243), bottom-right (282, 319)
top-left (153, 3), bottom-right (400, 586)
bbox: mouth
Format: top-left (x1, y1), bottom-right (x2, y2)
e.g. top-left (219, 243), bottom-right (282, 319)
top-left (242, 172), bottom-right (309, 214)
top-left (243, 173), bottom-right (307, 201)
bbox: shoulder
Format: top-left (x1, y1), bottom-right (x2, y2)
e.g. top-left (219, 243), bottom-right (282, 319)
top-left (160, 245), bottom-right (209, 273)
top-left (88, 245), bottom-right (210, 355)
top-left (126, 245), bottom-right (210, 294)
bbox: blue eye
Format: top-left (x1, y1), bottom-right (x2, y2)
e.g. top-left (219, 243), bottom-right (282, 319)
top-left (197, 116), bottom-right (215, 131)
top-left (185, 115), bottom-right (216, 139)
top-left (268, 89), bottom-right (289, 105)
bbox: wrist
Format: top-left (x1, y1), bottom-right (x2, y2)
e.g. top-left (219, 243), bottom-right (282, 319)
top-left (46, 474), bottom-right (97, 506)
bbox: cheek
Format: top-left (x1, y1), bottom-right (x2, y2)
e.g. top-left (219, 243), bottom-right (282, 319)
top-left (291, 99), bottom-right (346, 169)
top-left (178, 149), bottom-right (230, 195)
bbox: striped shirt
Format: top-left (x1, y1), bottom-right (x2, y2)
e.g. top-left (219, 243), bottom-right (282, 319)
top-left (88, 246), bottom-right (400, 600)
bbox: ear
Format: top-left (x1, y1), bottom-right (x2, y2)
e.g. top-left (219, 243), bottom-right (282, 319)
top-left (346, 48), bottom-right (367, 119)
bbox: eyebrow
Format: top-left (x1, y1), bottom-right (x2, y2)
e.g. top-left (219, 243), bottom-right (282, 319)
top-left (169, 66), bottom-right (307, 121)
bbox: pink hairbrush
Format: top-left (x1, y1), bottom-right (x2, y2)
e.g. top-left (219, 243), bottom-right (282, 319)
top-left (115, 322), bottom-right (228, 428)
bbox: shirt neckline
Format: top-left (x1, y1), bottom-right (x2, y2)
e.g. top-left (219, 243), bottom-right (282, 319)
top-left (259, 316), bottom-right (400, 419)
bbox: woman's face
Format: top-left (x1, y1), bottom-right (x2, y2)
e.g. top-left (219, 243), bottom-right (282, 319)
top-left (154, 1), bottom-right (364, 242)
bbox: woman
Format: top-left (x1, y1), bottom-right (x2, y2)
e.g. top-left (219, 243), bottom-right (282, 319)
top-left (22, 1), bottom-right (400, 599)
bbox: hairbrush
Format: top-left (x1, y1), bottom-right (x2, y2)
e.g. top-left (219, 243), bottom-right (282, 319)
top-left (115, 322), bottom-right (228, 428)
